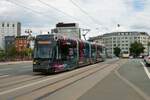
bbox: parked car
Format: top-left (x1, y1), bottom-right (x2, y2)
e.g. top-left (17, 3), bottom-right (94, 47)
top-left (144, 56), bottom-right (150, 66)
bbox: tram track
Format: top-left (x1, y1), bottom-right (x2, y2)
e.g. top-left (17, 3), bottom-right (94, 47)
top-left (14, 61), bottom-right (121, 99)
top-left (0, 62), bottom-right (109, 99)
top-left (0, 76), bottom-right (45, 90)
top-left (0, 71), bottom-right (40, 84)
top-left (0, 59), bottom-right (123, 99)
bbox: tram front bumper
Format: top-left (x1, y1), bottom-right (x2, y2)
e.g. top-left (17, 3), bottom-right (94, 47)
top-left (33, 64), bottom-right (54, 73)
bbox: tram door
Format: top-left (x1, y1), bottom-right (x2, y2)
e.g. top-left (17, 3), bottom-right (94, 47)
top-left (58, 39), bottom-right (78, 70)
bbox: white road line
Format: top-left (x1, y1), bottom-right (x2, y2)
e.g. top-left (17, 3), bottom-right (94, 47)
top-left (0, 76), bottom-right (59, 95)
top-left (115, 71), bottom-right (150, 100)
top-left (0, 68), bottom-right (12, 71)
top-left (0, 69), bottom-right (75, 96)
top-left (0, 64), bottom-right (107, 96)
top-left (0, 74), bottom-right (9, 78)
top-left (0, 66), bottom-right (31, 71)
top-left (140, 62), bottom-right (150, 79)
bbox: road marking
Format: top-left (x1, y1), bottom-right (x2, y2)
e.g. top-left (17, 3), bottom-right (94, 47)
top-left (115, 71), bottom-right (150, 100)
top-left (0, 74), bottom-right (9, 78)
top-left (140, 62), bottom-right (150, 79)
top-left (0, 63), bottom-right (113, 96)
top-left (0, 69), bottom-right (76, 96)
top-left (0, 68), bottom-right (12, 71)
top-left (0, 76), bottom-right (60, 95)
top-left (0, 66), bottom-right (31, 71)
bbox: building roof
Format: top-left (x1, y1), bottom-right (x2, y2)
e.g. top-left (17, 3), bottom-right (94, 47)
top-left (16, 35), bottom-right (28, 39)
top-left (56, 22), bottom-right (79, 27)
top-left (103, 31), bottom-right (149, 36)
top-left (88, 35), bottom-right (103, 41)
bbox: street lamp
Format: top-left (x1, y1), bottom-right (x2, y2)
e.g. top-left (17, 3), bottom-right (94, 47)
top-left (25, 29), bottom-right (32, 35)
top-left (25, 29), bottom-right (32, 40)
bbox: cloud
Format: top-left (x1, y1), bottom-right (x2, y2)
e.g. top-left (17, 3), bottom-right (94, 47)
top-left (0, 0), bottom-right (150, 38)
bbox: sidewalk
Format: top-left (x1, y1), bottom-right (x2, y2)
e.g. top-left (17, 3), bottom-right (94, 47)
top-left (0, 61), bottom-right (32, 65)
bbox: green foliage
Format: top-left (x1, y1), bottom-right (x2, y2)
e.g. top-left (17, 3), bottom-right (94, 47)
top-left (130, 41), bottom-right (145, 57)
top-left (7, 46), bottom-right (17, 57)
top-left (0, 50), bottom-right (6, 61)
top-left (24, 48), bottom-right (33, 57)
top-left (113, 47), bottom-right (121, 57)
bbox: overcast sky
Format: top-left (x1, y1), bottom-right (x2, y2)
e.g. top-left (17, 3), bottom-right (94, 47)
top-left (0, 0), bottom-right (150, 38)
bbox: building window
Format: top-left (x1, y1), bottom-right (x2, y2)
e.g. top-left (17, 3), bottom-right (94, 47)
top-left (12, 24), bottom-right (15, 27)
top-left (7, 24), bottom-right (9, 27)
top-left (2, 23), bottom-right (4, 27)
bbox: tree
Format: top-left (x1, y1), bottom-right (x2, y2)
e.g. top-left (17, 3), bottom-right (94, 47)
top-left (130, 41), bottom-right (145, 57)
top-left (7, 46), bottom-right (17, 58)
top-left (114, 47), bottom-right (121, 57)
top-left (0, 50), bottom-right (6, 61)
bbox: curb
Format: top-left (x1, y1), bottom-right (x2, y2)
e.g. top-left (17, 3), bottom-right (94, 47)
top-left (0, 61), bottom-right (32, 65)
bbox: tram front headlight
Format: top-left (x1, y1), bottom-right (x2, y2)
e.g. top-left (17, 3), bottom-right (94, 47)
top-left (33, 61), bottom-right (37, 64)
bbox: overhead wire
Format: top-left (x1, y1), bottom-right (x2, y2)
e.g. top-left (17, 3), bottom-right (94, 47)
top-left (6, 0), bottom-right (59, 21)
top-left (37, 0), bottom-right (93, 28)
top-left (69, 0), bottom-right (109, 30)
top-left (7, 0), bottom-right (93, 29)
top-left (5, 0), bottom-right (103, 37)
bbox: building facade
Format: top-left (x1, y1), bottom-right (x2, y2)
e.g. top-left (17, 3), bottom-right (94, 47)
top-left (88, 35), bottom-right (104, 45)
top-left (0, 22), bottom-right (21, 36)
top-left (0, 21), bottom-right (21, 49)
top-left (89, 32), bottom-right (149, 57)
top-left (15, 36), bottom-right (29, 52)
top-left (51, 22), bottom-right (81, 39)
top-left (5, 36), bottom-right (15, 52)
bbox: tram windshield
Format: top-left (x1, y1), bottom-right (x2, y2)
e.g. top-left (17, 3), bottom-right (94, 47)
top-left (34, 41), bottom-right (56, 59)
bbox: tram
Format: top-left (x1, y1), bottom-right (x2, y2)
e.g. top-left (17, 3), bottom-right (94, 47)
top-left (33, 34), bottom-right (106, 73)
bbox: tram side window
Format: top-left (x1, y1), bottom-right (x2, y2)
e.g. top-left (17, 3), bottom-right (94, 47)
top-left (97, 47), bottom-right (102, 58)
top-left (60, 42), bottom-right (77, 61)
top-left (91, 46), bottom-right (96, 58)
top-left (85, 44), bottom-right (90, 58)
top-left (83, 48), bottom-right (88, 58)
top-left (68, 48), bottom-right (74, 59)
top-left (61, 46), bottom-right (69, 61)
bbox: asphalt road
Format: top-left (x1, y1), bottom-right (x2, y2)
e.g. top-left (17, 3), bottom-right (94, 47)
top-left (0, 59), bottom-right (149, 100)
top-left (79, 59), bottom-right (150, 100)
top-left (0, 62), bottom-right (33, 76)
